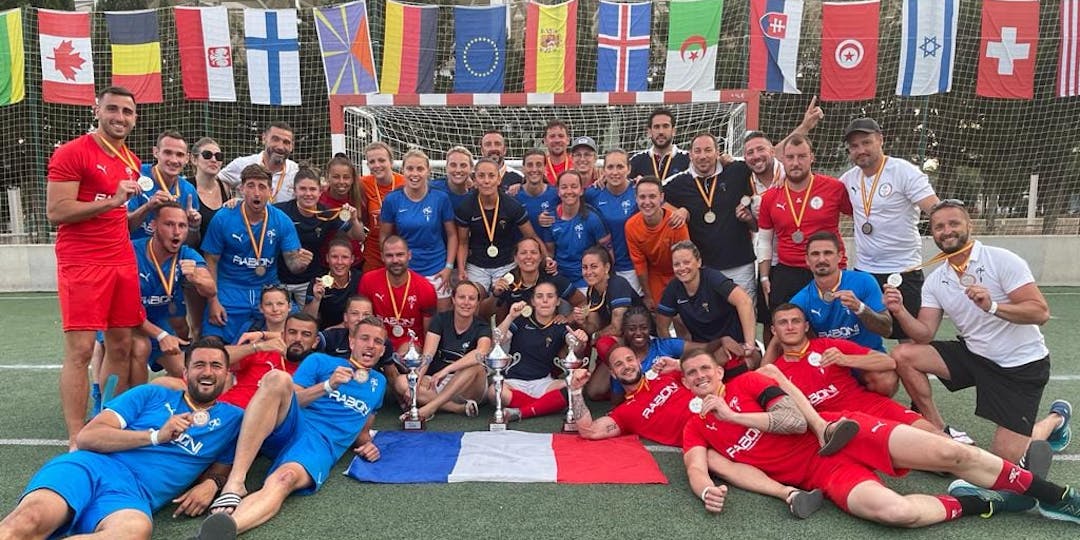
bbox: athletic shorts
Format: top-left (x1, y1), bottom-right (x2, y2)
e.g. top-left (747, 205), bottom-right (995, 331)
top-left (505, 375), bottom-right (557, 398)
top-left (22, 452), bottom-right (150, 536)
top-left (757, 264), bottom-right (814, 324)
top-left (58, 264), bottom-right (145, 331)
top-left (425, 274), bottom-right (451, 300)
top-left (809, 411), bottom-right (909, 512)
top-left (852, 394), bottom-right (925, 425)
top-left (931, 339), bottom-right (1050, 436)
top-left (863, 269), bottom-right (924, 340)
top-left (260, 394), bottom-right (337, 495)
top-left (202, 304), bottom-right (258, 346)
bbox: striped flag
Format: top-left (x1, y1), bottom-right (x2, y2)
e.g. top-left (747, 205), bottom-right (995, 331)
top-left (380, 0), bottom-right (438, 94)
top-left (245, 9), bottom-right (301, 106)
top-left (104, 10), bottom-right (163, 104)
top-left (175, 6), bottom-right (236, 102)
top-left (663, 0), bottom-right (723, 91)
top-left (0, 8), bottom-right (24, 106)
top-left (525, 0), bottom-right (577, 93)
top-left (596, 0), bottom-right (651, 92)
top-left (38, 9), bottom-right (94, 105)
top-left (896, 0), bottom-right (958, 96)
top-left (748, 0), bottom-right (803, 94)
top-left (315, 0), bottom-right (379, 95)
top-left (1059, 0), bottom-right (1080, 97)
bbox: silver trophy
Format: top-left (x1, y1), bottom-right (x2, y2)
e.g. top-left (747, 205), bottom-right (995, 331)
top-left (393, 331), bottom-right (429, 431)
top-left (484, 328), bottom-right (520, 431)
top-left (553, 332), bottom-right (591, 433)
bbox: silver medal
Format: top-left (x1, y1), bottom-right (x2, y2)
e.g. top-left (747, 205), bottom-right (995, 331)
top-left (192, 410), bottom-right (210, 427)
top-left (645, 369), bottom-right (659, 381)
top-left (792, 230), bottom-right (804, 244)
top-left (521, 306), bottom-right (534, 318)
top-left (959, 274), bottom-right (977, 287)
top-left (807, 352), bottom-right (823, 367)
top-left (487, 245), bottom-right (499, 258)
top-left (392, 325), bottom-right (405, 338)
top-left (688, 397), bottom-right (703, 414)
top-left (886, 273), bottom-right (903, 288)
top-left (137, 175), bottom-right (154, 191)
top-left (703, 211), bottom-right (717, 224)
top-left (740, 196), bottom-right (751, 207)
top-left (353, 369), bottom-right (369, 383)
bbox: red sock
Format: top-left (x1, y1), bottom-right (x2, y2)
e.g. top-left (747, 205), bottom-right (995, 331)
top-left (990, 460), bottom-right (1033, 493)
top-left (520, 389), bottom-right (568, 419)
top-left (935, 495), bottom-right (966, 521)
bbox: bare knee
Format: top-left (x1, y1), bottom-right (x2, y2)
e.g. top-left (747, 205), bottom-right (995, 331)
top-left (862, 371), bottom-right (899, 397)
top-left (890, 344), bottom-right (917, 368)
top-left (259, 370), bottom-right (295, 393)
top-left (266, 464), bottom-right (310, 493)
top-left (871, 501), bottom-right (923, 528)
top-left (930, 438), bottom-right (979, 469)
top-left (96, 510), bottom-right (152, 540)
top-left (0, 497), bottom-right (68, 539)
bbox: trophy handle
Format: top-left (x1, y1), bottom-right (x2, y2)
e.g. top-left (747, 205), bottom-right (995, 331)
top-left (507, 352), bottom-right (521, 371)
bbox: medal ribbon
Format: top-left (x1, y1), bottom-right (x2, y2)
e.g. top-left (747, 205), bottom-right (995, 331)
top-left (373, 175), bottom-right (401, 207)
top-left (531, 314), bottom-right (556, 329)
top-left (628, 372), bottom-right (651, 398)
top-left (478, 193), bottom-right (501, 247)
top-left (152, 165), bottom-right (180, 198)
top-left (901, 241), bottom-right (974, 274)
top-left (545, 155), bottom-right (565, 182)
top-left (95, 134), bottom-right (139, 176)
top-left (693, 175), bottom-right (718, 211)
top-left (698, 383), bottom-right (727, 419)
top-left (297, 203), bottom-right (342, 222)
top-left (783, 340), bottom-right (811, 361)
top-left (650, 151), bottom-right (673, 181)
top-left (859, 157), bottom-right (888, 224)
top-left (815, 272), bottom-right (841, 301)
top-left (386, 271), bottom-right (412, 323)
top-left (947, 242), bottom-right (976, 277)
top-left (586, 285), bottom-right (606, 313)
top-left (147, 238), bottom-right (179, 298)
top-left (240, 203), bottom-right (269, 265)
top-left (783, 175), bottom-right (815, 233)
top-left (183, 392), bottom-right (214, 415)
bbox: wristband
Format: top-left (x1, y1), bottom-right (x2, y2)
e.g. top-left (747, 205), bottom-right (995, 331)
top-left (445, 262), bottom-right (454, 270)
top-left (759, 276), bottom-right (770, 283)
top-left (149, 429), bottom-right (161, 446)
top-left (155, 331), bottom-right (169, 342)
top-left (988, 301), bottom-right (999, 315)
top-left (700, 487), bottom-right (712, 503)
top-left (323, 379), bottom-right (334, 395)
top-left (855, 302), bottom-right (866, 315)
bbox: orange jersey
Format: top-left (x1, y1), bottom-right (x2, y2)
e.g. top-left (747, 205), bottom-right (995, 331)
top-left (624, 209), bottom-right (690, 303)
top-left (359, 172), bottom-right (404, 270)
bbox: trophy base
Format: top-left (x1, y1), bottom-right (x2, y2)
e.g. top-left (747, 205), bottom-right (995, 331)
top-left (562, 422), bottom-right (578, 433)
top-left (402, 418), bottom-right (425, 431)
top-left (488, 421), bottom-right (508, 432)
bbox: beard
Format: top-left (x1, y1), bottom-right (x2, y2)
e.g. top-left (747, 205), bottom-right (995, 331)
top-left (286, 343), bottom-right (314, 363)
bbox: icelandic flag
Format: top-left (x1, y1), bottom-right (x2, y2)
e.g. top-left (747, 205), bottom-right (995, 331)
top-left (245, 9), bottom-right (302, 105)
top-left (345, 431), bottom-right (668, 484)
top-left (896, 0), bottom-right (958, 96)
top-left (748, 0), bottom-right (803, 94)
top-left (453, 5), bottom-right (507, 93)
top-left (596, 1), bottom-right (651, 92)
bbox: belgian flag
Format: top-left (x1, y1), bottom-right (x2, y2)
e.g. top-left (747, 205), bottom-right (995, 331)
top-left (105, 9), bottom-right (162, 104)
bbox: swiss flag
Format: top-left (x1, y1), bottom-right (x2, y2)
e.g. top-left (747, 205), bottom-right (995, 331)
top-left (977, 0), bottom-right (1039, 99)
top-left (820, 1), bottom-right (879, 101)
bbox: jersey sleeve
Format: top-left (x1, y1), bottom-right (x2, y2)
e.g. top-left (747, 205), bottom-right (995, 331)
top-left (624, 220), bottom-right (648, 275)
top-left (105, 385), bottom-right (157, 429)
top-left (417, 276), bottom-right (438, 316)
top-left (681, 418), bottom-right (708, 452)
top-left (608, 276), bottom-right (638, 309)
top-left (901, 162), bottom-right (936, 204)
top-left (757, 190), bottom-right (776, 230)
top-left (180, 246), bottom-right (208, 267)
top-left (711, 271), bottom-right (738, 300)
top-left (201, 211), bottom-right (227, 257)
top-left (291, 355), bottom-right (324, 387)
top-left (589, 212), bottom-right (610, 241)
top-left (548, 273), bottom-right (576, 300)
top-left (46, 141), bottom-right (86, 182)
top-left (276, 211), bottom-right (302, 252)
top-left (657, 337), bottom-right (685, 358)
top-left (427, 311), bottom-right (448, 338)
top-left (854, 272), bottom-right (885, 312)
top-left (993, 248), bottom-right (1037, 294)
top-left (454, 197), bottom-right (473, 228)
top-left (508, 198), bottom-right (529, 227)
top-left (742, 371), bottom-right (787, 410)
top-left (217, 159), bottom-right (244, 187)
top-left (921, 276), bottom-right (942, 310)
top-left (438, 192), bottom-right (455, 224)
top-left (379, 193), bottom-right (399, 226)
top-left (836, 180), bottom-right (854, 215)
top-left (657, 282), bottom-right (679, 317)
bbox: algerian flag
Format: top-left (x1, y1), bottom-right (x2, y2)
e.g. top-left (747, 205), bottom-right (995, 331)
top-left (664, 0), bottom-right (723, 91)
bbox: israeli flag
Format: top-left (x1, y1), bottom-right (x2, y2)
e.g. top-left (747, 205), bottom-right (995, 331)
top-left (896, 0), bottom-right (958, 96)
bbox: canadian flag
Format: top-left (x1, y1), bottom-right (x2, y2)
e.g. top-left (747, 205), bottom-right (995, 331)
top-left (38, 9), bottom-right (95, 105)
top-left (175, 6), bottom-right (237, 102)
top-left (977, 0), bottom-right (1039, 99)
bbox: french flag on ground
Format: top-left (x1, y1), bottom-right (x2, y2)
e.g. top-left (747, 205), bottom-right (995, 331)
top-left (345, 431), bottom-right (667, 484)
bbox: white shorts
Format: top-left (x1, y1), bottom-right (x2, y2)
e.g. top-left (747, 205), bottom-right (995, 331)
top-left (504, 375), bottom-right (559, 398)
top-left (716, 261), bottom-right (757, 301)
top-left (615, 269), bottom-right (644, 295)
top-left (282, 282), bottom-right (307, 308)
top-left (466, 261), bottom-right (517, 293)
top-left (425, 274), bottom-right (452, 300)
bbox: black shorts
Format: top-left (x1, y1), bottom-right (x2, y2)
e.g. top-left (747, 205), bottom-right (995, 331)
top-left (757, 264), bottom-right (814, 324)
top-left (864, 269), bottom-right (924, 340)
top-left (930, 339), bottom-right (1050, 436)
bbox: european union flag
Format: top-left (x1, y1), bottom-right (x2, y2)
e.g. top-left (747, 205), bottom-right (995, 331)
top-left (454, 5), bottom-right (506, 93)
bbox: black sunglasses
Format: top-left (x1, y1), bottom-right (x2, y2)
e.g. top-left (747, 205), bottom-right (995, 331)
top-left (200, 150), bottom-right (225, 162)
top-left (930, 198), bottom-right (965, 211)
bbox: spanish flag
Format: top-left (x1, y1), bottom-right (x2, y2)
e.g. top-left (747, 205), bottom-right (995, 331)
top-left (0, 8), bottom-right (24, 106)
top-left (525, 0), bottom-right (577, 93)
top-left (105, 10), bottom-right (162, 103)
top-left (379, 0), bottom-right (438, 94)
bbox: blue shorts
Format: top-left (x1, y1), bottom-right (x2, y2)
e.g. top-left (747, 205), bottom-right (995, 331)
top-left (259, 394), bottom-right (337, 495)
top-left (201, 307), bottom-right (256, 346)
top-left (22, 452), bottom-right (149, 537)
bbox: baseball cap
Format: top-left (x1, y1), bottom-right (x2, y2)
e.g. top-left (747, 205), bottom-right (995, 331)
top-left (570, 136), bottom-right (598, 153)
top-left (843, 118), bottom-right (882, 141)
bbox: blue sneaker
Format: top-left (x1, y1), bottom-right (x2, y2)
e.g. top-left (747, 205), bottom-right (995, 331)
top-left (1037, 486), bottom-right (1080, 524)
top-left (948, 479), bottom-right (1037, 516)
top-left (1048, 399), bottom-right (1072, 453)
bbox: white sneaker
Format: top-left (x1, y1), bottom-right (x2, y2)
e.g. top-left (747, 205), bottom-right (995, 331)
top-left (945, 425), bottom-right (975, 445)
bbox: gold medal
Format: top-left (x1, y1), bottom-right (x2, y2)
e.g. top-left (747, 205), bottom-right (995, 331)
top-left (821, 291), bottom-right (834, 302)
top-left (501, 272), bottom-right (516, 286)
top-left (339, 208), bottom-right (352, 222)
top-left (319, 275), bottom-right (335, 288)
top-left (521, 305), bottom-right (534, 318)
top-left (487, 245), bottom-right (499, 258)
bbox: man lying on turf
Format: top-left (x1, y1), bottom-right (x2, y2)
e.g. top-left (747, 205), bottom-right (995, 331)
top-left (681, 350), bottom-right (1080, 525)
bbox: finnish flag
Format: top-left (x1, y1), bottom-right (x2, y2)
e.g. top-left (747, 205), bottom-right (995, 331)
top-left (896, 0), bottom-right (959, 96)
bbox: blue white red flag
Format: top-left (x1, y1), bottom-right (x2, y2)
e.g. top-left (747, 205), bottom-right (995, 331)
top-left (748, 0), bottom-right (803, 94)
top-left (596, 0), bottom-right (651, 92)
top-left (896, 0), bottom-right (958, 96)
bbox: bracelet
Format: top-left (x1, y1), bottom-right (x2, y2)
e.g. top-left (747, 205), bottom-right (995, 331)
top-left (445, 262), bottom-right (454, 270)
top-left (323, 379), bottom-right (334, 395)
top-left (260, 331), bottom-right (266, 340)
top-left (988, 301), bottom-right (999, 315)
top-left (700, 486), bottom-right (712, 503)
top-left (855, 302), bottom-right (866, 315)
top-left (149, 429), bottom-right (161, 446)
top-left (759, 276), bottom-right (770, 283)
top-left (154, 331), bottom-right (169, 342)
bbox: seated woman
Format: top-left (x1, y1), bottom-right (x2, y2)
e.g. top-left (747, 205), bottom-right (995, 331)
top-left (236, 284), bottom-right (292, 338)
top-left (492, 281), bottom-right (589, 422)
top-left (481, 236), bottom-right (585, 320)
top-left (404, 281), bottom-right (492, 421)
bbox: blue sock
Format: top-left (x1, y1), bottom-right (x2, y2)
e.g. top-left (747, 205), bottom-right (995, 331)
top-left (90, 382), bottom-right (102, 415)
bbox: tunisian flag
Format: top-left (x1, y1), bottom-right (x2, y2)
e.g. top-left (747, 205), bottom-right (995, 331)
top-left (820, 0), bottom-right (879, 101)
top-left (175, 6), bottom-right (237, 102)
top-left (977, 0), bottom-right (1039, 99)
top-left (38, 9), bottom-right (95, 105)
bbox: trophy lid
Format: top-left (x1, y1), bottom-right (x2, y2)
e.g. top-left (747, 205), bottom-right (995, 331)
top-left (396, 331), bottom-right (424, 369)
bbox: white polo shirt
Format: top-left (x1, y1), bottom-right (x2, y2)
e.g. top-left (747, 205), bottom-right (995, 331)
top-left (840, 156), bottom-right (935, 273)
top-left (921, 241), bottom-right (1048, 367)
top-left (218, 153), bottom-right (298, 203)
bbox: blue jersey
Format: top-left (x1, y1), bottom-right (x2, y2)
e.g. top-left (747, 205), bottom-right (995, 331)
top-left (610, 337), bottom-right (685, 394)
top-left (127, 164), bottom-right (200, 240)
top-left (380, 189), bottom-right (455, 276)
top-left (292, 353), bottom-right (386, 459)
top-left (103, 385), bottom-right (243, 510)
top-left (584, 186), bottom-right (638, 272)
top-left (202, 204), bottom-right (300, 303)
top-left (789, 270), bottom-right (886, 352)
top-left (548, 210), bottom-right (609, 288)
top-left (133, 237), bottom-right (206, 324)
top-left (430, 178), bottom-right (473, 212)
top-left (514, 185), bottom-right (560, 242)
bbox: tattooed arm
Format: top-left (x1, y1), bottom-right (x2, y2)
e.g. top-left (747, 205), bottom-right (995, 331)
top-left (571, 388), bottom-right (623, 440)
top-left (704, 393), bottom-right (808, 435)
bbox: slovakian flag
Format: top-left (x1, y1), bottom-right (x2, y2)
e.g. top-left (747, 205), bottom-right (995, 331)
top-left (525, 0), bottom-right (577, 93)
top-left (345, 431), bottom-right (668, 484)
top-left (977, 0), bottom-right (1039, 99)
top-left (664, 0), bottom-right (723, 91)
top-left (380, 0), bottom-right (438, 94)
top-left (896, 0), bottom-right (958, 97)
top-left (1057, 0), bottom-right (1079, 97)
top-left (0, 8), bottom-right (25, 106)
top-left (315, 0), bottom-right (379, 95)
top-left (596, 1), bottom-right (651, 92)
top-left (175, 6), bottom-right (236, 102)
top-left (105, 10), bottom-right (162, 104)
top-left (820, 0), bottom-right (879, 102)
top-left (38, 9), bottom-right (94, 106)
top-left (245, 9), bottom-right (301, 105)
top-left (454, 5), bottom-right (507, 93)
top-left (748, 0), bottom-right (803, 94)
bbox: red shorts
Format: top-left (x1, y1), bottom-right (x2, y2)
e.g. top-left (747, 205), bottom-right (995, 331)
top-left (58, 263), bottom-right (145, 331)
top-left (810, 411), bottom-right (911, 512)
top-left (857, 394), bottom-right (925, 425)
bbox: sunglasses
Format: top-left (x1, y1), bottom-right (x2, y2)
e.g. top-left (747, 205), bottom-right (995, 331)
top-left (200, 150), bottom-right (225, 162)
top-left (930, 198), bottom-right (965, 211)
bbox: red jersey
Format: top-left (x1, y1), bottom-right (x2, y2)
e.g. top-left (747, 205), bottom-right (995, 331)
top-left (219, 351), bottom-right (299, 409)
top-left (608, 372), bottom-right (694, 446)
top-left (543, 154), bottom-right (570, 185)
top-left (358, 268), bottom-right (437, 350)
top-left (47, 134), bottom-right (140, 265)
top-left (757, 175), bottom-right (851, 268)
top-left (681, 371), bottom-right (820, 488)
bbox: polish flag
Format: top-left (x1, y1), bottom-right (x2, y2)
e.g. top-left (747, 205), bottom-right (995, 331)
top-left (175, 6), bottom-right (236, 102)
